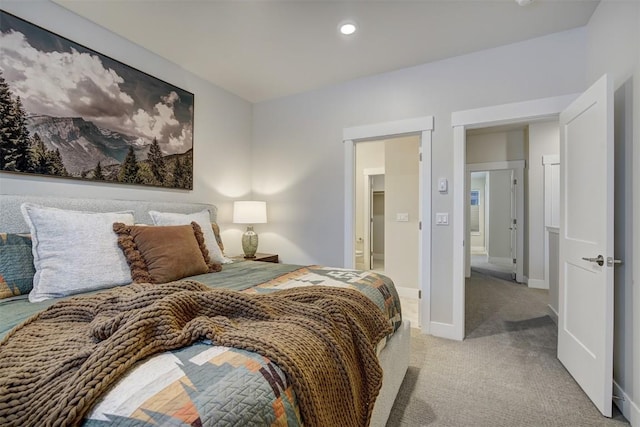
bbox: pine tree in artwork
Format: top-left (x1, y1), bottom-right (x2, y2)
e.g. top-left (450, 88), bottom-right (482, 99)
top-left (30, 133), bottom-right (50, 174)
top-left (182, 155), bottom-right (193, 189)
top-left (172, 156), bottom-right (186, 188)
top-left (0, 73), bottom-right (13, 165)
top-left (11, 97), bottom-right (33, 172)
top-left (119, 146), bottom-right (139, 183)
top-left (147, 137), bottom-right (166, 184)
top-left (93, 161), bottom-right (105, 180)
top-left (0, 72), bottom-right (16, 170)
top-left (48, 148), bottom-right (68, 176)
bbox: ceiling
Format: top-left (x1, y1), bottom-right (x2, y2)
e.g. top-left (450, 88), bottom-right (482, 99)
top-left (54, 0), bottom-right (599, 103)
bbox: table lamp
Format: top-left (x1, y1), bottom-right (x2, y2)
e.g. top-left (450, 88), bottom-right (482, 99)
top-left (233, 201), bottom-right (267, 258)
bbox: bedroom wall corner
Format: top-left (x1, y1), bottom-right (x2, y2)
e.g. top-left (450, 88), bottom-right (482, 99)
top-left (0, 1), bottom-right (253, 256)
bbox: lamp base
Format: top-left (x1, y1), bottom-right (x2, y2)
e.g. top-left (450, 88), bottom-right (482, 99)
top-left (241, 225), bottom-right (259, 258)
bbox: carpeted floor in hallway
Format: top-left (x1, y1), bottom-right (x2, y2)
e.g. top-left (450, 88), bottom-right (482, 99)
top-left (385, 270), bottom-right (629, 427)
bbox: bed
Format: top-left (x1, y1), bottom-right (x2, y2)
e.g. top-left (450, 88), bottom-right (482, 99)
top-left (0, 195), bottom-right (410, 427)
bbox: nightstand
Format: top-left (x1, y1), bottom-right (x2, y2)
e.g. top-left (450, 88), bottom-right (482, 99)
top-left (231, 253), bottom-right (279, 263)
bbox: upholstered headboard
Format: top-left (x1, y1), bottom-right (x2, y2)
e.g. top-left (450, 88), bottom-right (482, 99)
top-left (0, 195), bottom-right (218, 233)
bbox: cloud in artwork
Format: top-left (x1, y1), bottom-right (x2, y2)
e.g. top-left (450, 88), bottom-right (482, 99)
top-left (132, 90), bottom-right (192, 153)
top-left (0, 29), bottom-right (193, 156)
top-left (0, 30), bottom-right (134, 122)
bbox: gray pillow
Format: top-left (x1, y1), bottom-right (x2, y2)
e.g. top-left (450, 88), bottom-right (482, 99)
top-left (148, 209), bottom-right (225, 264)
top-left (21, 203), bottom-right (135, 302)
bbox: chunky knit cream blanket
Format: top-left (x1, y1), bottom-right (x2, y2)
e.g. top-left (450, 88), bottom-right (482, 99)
top-left (0, 281), bottom-right (391, 427)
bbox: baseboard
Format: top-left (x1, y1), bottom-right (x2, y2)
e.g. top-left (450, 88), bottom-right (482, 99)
top-left (613, 380), bottom-right (640, 426)
top-left (547, 304), bottom-right (558, 324)
top-left (429, 321), bottom-right (463, 341)
top-left (395, 286), bottom-right (419, 299)
top-left (527, 278), bottom-right (548, 289)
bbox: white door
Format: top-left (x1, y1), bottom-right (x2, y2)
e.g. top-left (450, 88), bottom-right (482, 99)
top-left (558, 74), bottom-right (614, 417)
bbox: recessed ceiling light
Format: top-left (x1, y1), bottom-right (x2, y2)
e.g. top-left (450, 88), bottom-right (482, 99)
top-left (339, 22), bottom-right (357, 36)
top-left (515, 0), bottom-right (534, 5)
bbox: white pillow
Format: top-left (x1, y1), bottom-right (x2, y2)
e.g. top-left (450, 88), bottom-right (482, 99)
top-left (148, 210), bottom-right (225, 264)
top-left (21, 203), bottom-right (135, 302)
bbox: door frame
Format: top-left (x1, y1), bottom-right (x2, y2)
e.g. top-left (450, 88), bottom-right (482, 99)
top-left (466, 161), bottom-right (525, 283)
top-left (344, 116), bottom-right (433, 333)
top-left (363, 167), bottom-right (385, 270)
top-left (447, 94), bottom-right (578, 341)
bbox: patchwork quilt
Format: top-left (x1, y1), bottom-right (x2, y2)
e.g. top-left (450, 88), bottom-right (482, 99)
top-left (0, 262), bottom-right (402, 426)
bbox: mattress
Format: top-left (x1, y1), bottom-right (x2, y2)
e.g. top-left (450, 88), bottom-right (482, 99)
top-left (0, 260), bottom-right (403, 426)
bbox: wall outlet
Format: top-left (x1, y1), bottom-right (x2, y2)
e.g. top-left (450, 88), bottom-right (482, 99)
top-left (396, 213), bottom-right (409, 222)
top-left (436, 212), bottom-right (449, 225)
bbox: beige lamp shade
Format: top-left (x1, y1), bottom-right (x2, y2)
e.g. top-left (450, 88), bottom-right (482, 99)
top-left (233, 201), bottom-right (267, 224)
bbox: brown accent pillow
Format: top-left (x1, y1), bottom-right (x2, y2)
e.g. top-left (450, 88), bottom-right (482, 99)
top-left (113, 222), bottom-right (222, 284)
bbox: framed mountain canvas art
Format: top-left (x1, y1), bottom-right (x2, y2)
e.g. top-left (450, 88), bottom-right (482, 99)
top-left (0, 11), bottom-right (195, 189)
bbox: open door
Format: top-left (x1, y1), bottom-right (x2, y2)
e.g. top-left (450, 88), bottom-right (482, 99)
top-left (558, 74), bottom-right (614, 416)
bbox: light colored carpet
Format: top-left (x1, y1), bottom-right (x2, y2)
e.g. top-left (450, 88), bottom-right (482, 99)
top-left (386, 270), bottom-right (629, 426)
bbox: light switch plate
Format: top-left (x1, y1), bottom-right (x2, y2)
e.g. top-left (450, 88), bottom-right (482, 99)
top-left (436, 213), bottom-right (449, 225)
top-left (438, 178), bottom-right (448, 193)
top-left (396, 213), bottom-right (409, 222)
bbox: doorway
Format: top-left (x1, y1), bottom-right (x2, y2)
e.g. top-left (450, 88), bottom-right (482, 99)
top-left (449, 94), bottom-right (578, 342)
top-left (469, 170), bottom-right (516, 282)
top-left (343, 116), bottom-right (433, 333)
top-left (356, 136), bottom-right (418, 278)
top-left (359, 165), bottom-right (385, 271)
top-left (466, 160), bottom-right (525, 284)
top-left (452, 79), bottom-right (616, 419)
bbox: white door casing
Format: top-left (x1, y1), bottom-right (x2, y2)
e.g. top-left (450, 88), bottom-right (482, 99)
top-left (558, 74), bottom-right (614, 417)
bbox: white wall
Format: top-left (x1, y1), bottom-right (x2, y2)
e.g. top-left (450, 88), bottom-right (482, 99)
top-left (252, 28), bottom-right (587, 323)
top-left (527, 121), bottom-right (560, 287)
top-left (585, 1), bottom-right (640, 424)
top-left (0, 1), bottom-right (254, 256)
